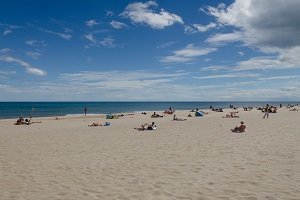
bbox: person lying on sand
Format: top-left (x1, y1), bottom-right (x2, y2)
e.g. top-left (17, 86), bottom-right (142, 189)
top-left (289, 108), bottom-right (298, 111)
top-left (231, 121), bottom-right (247, 133)
top-left (88, 122), bottom-right (110, 127)
top-left (135, 122), bottom-right (157, 131)
top-left (173, 115), bottom-right (187, 121)
top-left (223, 112), bottom-right (239, 118)
top-left (15, 116), bottom-right (41, 125)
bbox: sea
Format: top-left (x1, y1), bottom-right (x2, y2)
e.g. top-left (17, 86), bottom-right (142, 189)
top-left (0, 102), bottom-right (298, 119)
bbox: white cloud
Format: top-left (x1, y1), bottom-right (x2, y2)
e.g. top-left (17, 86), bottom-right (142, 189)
top-left (0, 23), bottom-right (23, 36)
top-left (38, 27), bottom-right (72, 40)
top-left (0, 55), bottom-right (46, 76)
top-left (0, 70), bottom-right (16, 75)
top-left (84, 33), bottom-right (97, 43)
top-left (0, 48), bottom-right (11, 53)
top-left (234, 47), bottom-right (300, 70)
top-left (201, 0), bottom-right (300, 71)
top-left (204, 0), bottom-right (300, 50)
top-left (99, 37), bottom-right (116, 48)
top-left (26, 52), bottom-right (41, 59)
top-left (184, 22), bottom-right (217, 34)
top-left (59, 70), bottom-right (188, 91)
top-left (3, 29), bottom-right (12, 36)
top-left (258, 75), bottom-right (300, 81)
top-left (110, 20), bottom-right (128, 29)
top-left (25, 40), bottom-right (47, 47)
top-left (86, 19), bottom-right (99, 28)
top-left (156, 41), bottom-right (177, 49)
top-left (106, 10), bottom-right (114, 17)
top-left (121, 1), bottom-right (183, 29)
top-left (193, 73), bottom-right (260, 79)
top-left (160, 44), bottom-right (217, 63)
top-left (206, 32), bottom-right (243, 44)
top-left (238, 51), bottom-right (244, 56)
top-left (84, 34), bottom-right (116, 48)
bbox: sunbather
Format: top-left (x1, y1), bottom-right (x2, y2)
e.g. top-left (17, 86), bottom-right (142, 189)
top-left (88, 122), bottom-right (110, 127)
top-left (231, 121), bottom-right (247, 133)
top-left (151, 112), bottom-right (163, 118)
top-left (223, 112), bottom-right (239, 118)
top-left (135, 122), bottom-right (157, 131)
top-left (173, 115), bottom-right (187, 121)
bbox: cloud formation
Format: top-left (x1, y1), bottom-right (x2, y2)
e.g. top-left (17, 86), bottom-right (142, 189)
top-left (26, 51), bottom-right (41, 59)
top-left (84, 34), bottom-right (116, 48)
top-left (110, 21), bottom-right (128, 29)
top-left (184, 22), bottom-right (217, 34)
top-left (0, 55), bottom-right (46, 76)
top-left (25, 40), bottom-right (47, 47)
top-left (204, 0), bottom-right (300, 51)
top-left (160, 44), bottom-right (217, 63)
top-left (86, 19), bottom-right (99, 28)
top-left (121, 1), bottom-right (183, 29)
top-left (38, 27), bottom-right (72, 40)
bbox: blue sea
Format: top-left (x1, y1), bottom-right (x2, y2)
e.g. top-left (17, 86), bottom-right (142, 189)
top-left (0, 102), bottom-right (298, 119)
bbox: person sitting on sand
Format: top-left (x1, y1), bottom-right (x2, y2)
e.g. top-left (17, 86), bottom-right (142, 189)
top-left (231, 121), bottom-right (247, 133)
top-left (151, 112), bottom-right (163, 118)
top-left (15, 115), bottom-right (24, 125)
top-left (173, 114), bottom-right (187, 121)
top-left (164, 107), bottom-right (174, 114)
top-left (188, 113), bottom-right (192, 117)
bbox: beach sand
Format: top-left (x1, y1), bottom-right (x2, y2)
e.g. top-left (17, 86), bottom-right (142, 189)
top-left (0, 107), bottom-right (299, 200)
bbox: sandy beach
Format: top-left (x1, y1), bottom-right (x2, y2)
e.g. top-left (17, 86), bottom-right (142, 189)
top-left (0, 107), bottom-right (300, 200)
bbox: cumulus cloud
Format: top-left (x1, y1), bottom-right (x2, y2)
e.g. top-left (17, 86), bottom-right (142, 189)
top-left (204, 0), bottom-right (300, 50)
top-left (160, 44), bottom-right (217, 63)
top-left (201, 0), bottom-right (300, 71)
top-left (110, 20), bottom-right (128, 29)
top-left (0, 55), bottom-right (46, 76)
top-left (86, 19), bottom-right (99, 28)
top-left (121, 1), bottom-right (183, 29)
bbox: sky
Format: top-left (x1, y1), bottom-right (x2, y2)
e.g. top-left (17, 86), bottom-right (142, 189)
top-left (0, 0), bottom-right (300, 101)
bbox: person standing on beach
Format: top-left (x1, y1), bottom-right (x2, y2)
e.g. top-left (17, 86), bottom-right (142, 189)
top-left (263, 104), bottom-right (270, 119)
top-left (84, 107), bottom-right (87, 116)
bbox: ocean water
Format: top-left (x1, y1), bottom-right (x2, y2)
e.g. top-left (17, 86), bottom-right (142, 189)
top-left (0, 102), bottom-right (297, 119)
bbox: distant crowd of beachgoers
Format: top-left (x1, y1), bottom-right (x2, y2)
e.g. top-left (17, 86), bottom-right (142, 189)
top-left (13, 103), bottom-right (299, 134)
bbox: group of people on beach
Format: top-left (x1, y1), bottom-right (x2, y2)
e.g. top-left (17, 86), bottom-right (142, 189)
top-left (14, 104), bottom-right (299, 134)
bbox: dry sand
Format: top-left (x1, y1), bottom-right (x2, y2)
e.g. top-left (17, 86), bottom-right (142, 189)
top-left (0, 107), bottom-right (300, 200)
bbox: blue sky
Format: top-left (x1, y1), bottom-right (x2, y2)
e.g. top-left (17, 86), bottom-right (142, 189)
top-left (1, 0), bottom-right (300, 101)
